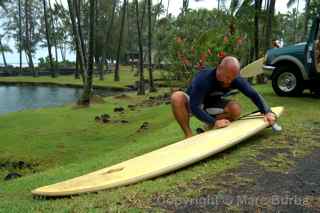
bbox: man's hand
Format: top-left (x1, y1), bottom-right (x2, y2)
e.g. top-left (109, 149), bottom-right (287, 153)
top-left (264, 112), bottom-right (276, 126)
top-left (213, 119), bottom-right (231, 129)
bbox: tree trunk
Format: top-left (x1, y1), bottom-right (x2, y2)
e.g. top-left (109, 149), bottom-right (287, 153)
top-left (148, 0), bottom-right (156, 92)
top-left (114, 0), bottom-right (127, 82)
top-left (75, 51), bottom-right (80, 79)
top-left (43, 0), bottom-right (56, 78)
top-left (49, 0), bottom-right (59, 69)
top-left (254, 0), bottom-right (265, 84)
top-left (304, 0), bottom-right (310, 40)
top-left (18, 0), bottom-right (22, 74)
top-left (97, 57), bottom-right (104, 80)
top-left (182, 0), bottom-right (189, 15)
top-left (67, 0), bottom-right (86, 84)
top-left (25, 0), bottom-right (36, 77)
top-left (141, 0), bottom-right (147, 27)
top-left (75, 0), bottom-right (87, 67)
top-left (294, 0), bottom-right (300, 42)
top-left (104, 0), bottom-right (116, 71)
top-left (60, 43), bottom-right (66, 61)
top-left (135, 0), bottom-right (145, 95)
top-left (254, 0), bottom-right (262, 60)
top-left (0, 39), bottom-right (7, 68)
top-left (265, 0), bottom-right (275, 51)
top-left (166, 0), bottom-right (170, 16)
top-left (79, 0), bottom-right (95, 105)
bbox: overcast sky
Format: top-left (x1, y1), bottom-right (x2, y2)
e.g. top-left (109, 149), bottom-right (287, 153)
top-left (58, 0), bottom-right (305, 15)
top-left (5, 0), bottom-right (305, 65)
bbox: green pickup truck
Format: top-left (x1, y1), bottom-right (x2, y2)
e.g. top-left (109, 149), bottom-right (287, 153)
top-left (263, 16), bottom-right (320, 96)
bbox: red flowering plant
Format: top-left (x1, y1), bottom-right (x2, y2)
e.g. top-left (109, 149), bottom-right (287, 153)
top-left (170, 29), bottom-right (246, 86)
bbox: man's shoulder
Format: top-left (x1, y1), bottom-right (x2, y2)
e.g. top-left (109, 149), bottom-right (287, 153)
top-left (194, 67), bottom-right (216, 79)
top-left (187, 67), bottom-right (215, 93)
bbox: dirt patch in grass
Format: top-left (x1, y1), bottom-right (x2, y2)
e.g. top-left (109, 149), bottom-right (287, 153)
top-left (0, 160), bottom-right (40, 181)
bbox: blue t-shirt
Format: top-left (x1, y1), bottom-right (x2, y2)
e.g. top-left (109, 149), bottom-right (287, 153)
top-left (186, 68), bottom-right (271, 124)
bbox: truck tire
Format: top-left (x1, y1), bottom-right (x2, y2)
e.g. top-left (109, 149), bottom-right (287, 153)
top-left (271, 66), bottom-right (304, 96)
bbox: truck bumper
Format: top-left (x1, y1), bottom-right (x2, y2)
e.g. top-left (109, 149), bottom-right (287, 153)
top-left (263, 65), bottom-right (276, 77)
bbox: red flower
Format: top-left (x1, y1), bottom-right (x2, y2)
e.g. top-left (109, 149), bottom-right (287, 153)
top-left (218, 51), bottom-right (225, 59)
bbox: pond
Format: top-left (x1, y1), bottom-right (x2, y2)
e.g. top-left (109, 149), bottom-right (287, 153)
top-left (0, 85), bottom-right (117, 115)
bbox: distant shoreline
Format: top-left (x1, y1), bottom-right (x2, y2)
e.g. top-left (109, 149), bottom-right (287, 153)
top-left (0, 63), bottom-right (40, 68)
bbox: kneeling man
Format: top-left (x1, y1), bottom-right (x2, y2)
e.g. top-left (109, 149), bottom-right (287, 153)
top-left (171, 56), bottom-right (276, 138)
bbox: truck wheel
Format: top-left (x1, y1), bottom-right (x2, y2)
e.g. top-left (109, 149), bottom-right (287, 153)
top-left (271, 67), bottom-right (304, 96)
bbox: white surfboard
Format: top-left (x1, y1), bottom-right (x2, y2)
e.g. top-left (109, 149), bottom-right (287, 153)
top-left (32, 107), bottom-right (284, 197)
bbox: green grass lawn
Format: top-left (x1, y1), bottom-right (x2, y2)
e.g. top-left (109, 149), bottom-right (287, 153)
top-left (0, 84), bottom-right (320, 212)
top-left (0, 66), bottom-right (165, 90)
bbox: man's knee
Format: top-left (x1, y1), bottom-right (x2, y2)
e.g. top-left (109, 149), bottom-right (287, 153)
top-left (171, 91), bottom-right (188, 107)
top-left (225, 101), bottom-right (241, 120)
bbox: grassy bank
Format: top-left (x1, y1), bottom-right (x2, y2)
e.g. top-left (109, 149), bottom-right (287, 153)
top-left (0, 84), bottom-right (320, 212)
top-left (0, 66), bottom-right (164, 90)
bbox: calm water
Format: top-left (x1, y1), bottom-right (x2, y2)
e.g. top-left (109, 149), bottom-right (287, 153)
top-left (0, 85), bottom-right (109, 115)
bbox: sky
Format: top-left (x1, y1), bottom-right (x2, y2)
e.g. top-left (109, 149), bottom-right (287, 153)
top-left (4, 0), bottom-right (306, 65)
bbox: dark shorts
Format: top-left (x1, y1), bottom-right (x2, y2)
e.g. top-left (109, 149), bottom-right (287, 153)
top-left (182, 92), bottom-right (231, 116)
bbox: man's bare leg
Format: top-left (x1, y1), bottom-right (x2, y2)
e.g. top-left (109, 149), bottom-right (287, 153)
top-left (171, 91), bottom-right (193, 138)
top-left (215, 101), bottom-right (241, 121)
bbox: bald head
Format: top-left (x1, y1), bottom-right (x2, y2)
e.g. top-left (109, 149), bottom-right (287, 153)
top-left (216, 56), bottom-right (241, 87)
top-left (220, 56), bottom-right (241, 76)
